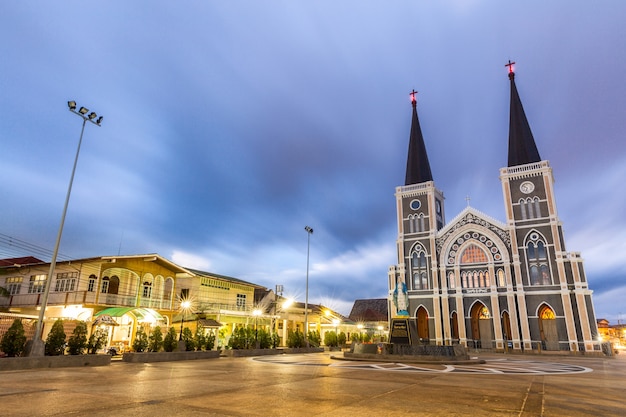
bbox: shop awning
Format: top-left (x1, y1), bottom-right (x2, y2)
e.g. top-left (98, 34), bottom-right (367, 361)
top-left (94, 307), bottom-right (164, 322)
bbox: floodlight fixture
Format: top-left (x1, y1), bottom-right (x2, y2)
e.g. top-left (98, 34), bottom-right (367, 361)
top-left (79, 107), bottom-right (88, 115)
top-left (96, 116), bottom-right (103, 125)
top-left (67, 101), bottom-right (76, 110)
top-left (88, 112), bottom-right (97, 120)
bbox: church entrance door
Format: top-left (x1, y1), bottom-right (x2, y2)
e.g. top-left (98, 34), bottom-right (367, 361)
top-left (470, 303), bottom-right (492, 349)
top-left (539, 305), bottom-right (559, 351)
top-left (416, 307), bottom-right (429, 343)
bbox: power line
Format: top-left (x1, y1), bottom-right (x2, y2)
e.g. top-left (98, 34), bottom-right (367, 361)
top-left (0, 232), bottom-right (72, 262)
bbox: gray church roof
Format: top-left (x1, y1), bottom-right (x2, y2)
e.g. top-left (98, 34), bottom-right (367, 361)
top-left (405, 91), bottom-right (433, 185)
top-left (507, 65), bottom-right (542, 167)
top-left (349, 298), bottom-right (388, 322)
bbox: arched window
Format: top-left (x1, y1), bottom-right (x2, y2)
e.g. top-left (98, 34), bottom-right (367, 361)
top-left (527, 234), bottom-right (551, 285)
top-left (519, 199), bottom-right (527, 220)
top-left (448, 272), bottom-right (455, 289)
top-left (101, 276), bottom-right (110, 294)
top-left (497, 269), bottom-right (505, 287)
top-left (460, 244), bottom-right (488, 264)
top-left (88, 274), bottom-right (97, 292)
top-left (533, 197), bottom-right (541, 218)
top-left (411, 250), bottom-right (429, 290)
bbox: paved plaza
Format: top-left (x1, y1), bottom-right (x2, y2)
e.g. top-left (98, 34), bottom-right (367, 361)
top-left (0, 352), bottom-right (624, 416)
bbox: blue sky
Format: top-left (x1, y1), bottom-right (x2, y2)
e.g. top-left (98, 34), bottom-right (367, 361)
top-left (1, 2), bottom-right (625, 319)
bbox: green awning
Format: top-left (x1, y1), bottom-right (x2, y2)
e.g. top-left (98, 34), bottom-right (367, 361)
top-left (94, 307), bottom-right (164, 322)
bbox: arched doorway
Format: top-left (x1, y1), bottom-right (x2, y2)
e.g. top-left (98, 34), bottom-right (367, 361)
top-left (450, 311), bottom-right (459, 342)
top-left (501, 311), bottom-right (512, 350)
top-left (470, 303), bottom-right (493, 349)
top-left (501, 311), bottom-right (512, 341)
top-left (538, 305), bottom-right (558, 351)
top-left (416, 306), bottom-right (429, 343)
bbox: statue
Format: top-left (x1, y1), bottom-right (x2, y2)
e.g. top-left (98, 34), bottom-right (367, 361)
top-left (392, 276), bottom-right (409, 317)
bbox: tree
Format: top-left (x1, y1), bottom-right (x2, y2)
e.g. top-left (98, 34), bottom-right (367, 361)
top-left (1, 319), bottom-right (27, 357)
top-left (182, 327), bottom-right (195, 351)
top-left (287, 329), bottom-right (305, 348)
top-left (67, 321), bottom-right (88, 355)
top-left (270, 332), bottom-right (280, 349)
top-left (87, 329), bottom-right (108, 354)
top-left (324, 330), bottom-right (338, 347)
top-left (132, 327), bottom-right (149, 352)
top-left (194, 326), bottom-right (207, 351)
top-left (307, 330), bottom-right (321, 347)
top-left (148, 326), bottom-right (163, 352)
top-left (163, 327), bottom-right (178, 352)
top-left (206, 331), bottom-right (216, 350)
top-left (228, 325), bottom-right (256, 349)
top-left (257, 328), bottom-right (272, 349)
top-left (45, 319), bottom-right (66, 356)
top-left (338, 332), bottom-right (347, 346)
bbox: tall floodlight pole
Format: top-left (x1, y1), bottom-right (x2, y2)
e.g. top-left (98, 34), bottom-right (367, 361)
top-left (30, 101), bottom-right (103, 357)
top-left (304, 225), bottom-right (313, 347)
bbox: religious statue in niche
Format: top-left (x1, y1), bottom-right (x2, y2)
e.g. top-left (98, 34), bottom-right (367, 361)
top-left (393, 275), bottom-right (409, 317)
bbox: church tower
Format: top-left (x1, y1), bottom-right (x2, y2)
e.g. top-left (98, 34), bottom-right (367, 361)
top-left (499, 62), bottom-right (598, 352)
top-left (389, 91), bottom-right (445, 341)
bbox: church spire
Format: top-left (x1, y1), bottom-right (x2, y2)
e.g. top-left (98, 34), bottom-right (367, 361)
top-left (506, 61), bottom-right (541, 167)
top-left (405, 90), bottom-right (433, 185)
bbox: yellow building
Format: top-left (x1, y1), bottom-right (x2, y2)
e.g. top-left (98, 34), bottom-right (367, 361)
top-left (0, 254), bottom-right (264, 352)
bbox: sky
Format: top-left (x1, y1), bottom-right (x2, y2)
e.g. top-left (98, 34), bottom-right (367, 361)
top-left (1, 2), bottom-right (625, 320)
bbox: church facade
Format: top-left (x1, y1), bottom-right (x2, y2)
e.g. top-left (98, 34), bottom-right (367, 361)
top-left (388, 66), bottom-right (600, 354)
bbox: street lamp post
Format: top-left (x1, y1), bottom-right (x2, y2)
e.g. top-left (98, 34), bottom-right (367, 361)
top-left (304, 225), bottom-right (313, 347)
top-left (253, 308), bottom-right (261, 347)
top-left (30, 101), bottom-right (103, 357)
top-left (179, 300), bottom-right (191, 341)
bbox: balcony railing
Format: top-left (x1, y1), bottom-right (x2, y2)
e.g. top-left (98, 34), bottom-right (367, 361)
top-left (0, 291), bottom-right (174, 311)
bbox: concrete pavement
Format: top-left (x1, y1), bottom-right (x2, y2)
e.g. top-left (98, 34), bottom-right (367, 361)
top-left (0, 352), bottom-right (624, 416)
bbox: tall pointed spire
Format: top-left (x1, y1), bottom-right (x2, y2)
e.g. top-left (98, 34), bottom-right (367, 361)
top-left (405, 90), bottom-right (433, 185)
top-left (506, 61), bottom-right (541, 167)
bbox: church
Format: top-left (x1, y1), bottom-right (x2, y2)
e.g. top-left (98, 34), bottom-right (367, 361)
top-left (388, 63), bottom-right (600, 354)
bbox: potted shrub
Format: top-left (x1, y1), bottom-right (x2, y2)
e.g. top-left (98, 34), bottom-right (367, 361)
top-left (67, 321), bottom-right (88, 355)
top-left (1, 319), bottom-right (27, 357)
top-left (45, 319), bottom-right (67, 356)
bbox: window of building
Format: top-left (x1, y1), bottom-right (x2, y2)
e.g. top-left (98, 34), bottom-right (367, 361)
top-left (497, 269), bottom-right (505, 287)
top-left (527, 234), bottom-right (551, 285)
top-left (460, 244), bottom-right (488, 264)
top-left (55, 272), bottom-right (77, 292)
top-left (411, 250), bottom-right (429, 290)
top-left (5, 276), bottom-right (23, 295)
top-left (460, 270), bottom-right (490, 288)
top-left (87, 274), bottom-right (97, 292)
top-left (448, 272), bottom-right (455, 289)
top-left (28, 274), bottom-right (46, 294)
top-left (101, 276), bottom-right (110, 293)
top-left (520, 198), bottom-right (542, 220)
top-left (236, 293), bottom-right (247, 309)
top-left (180, 288), bottom-right (190, 300)
top-left (143, 281), bottom-right (152, 298)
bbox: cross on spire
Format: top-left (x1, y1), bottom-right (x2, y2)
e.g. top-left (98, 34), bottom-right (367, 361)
top-left (505, 60), bottom-right (516, 80)
top-left (410, 89), bottom-right (418, 107)
top-left (465, 195), bottom-right (471, 207)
